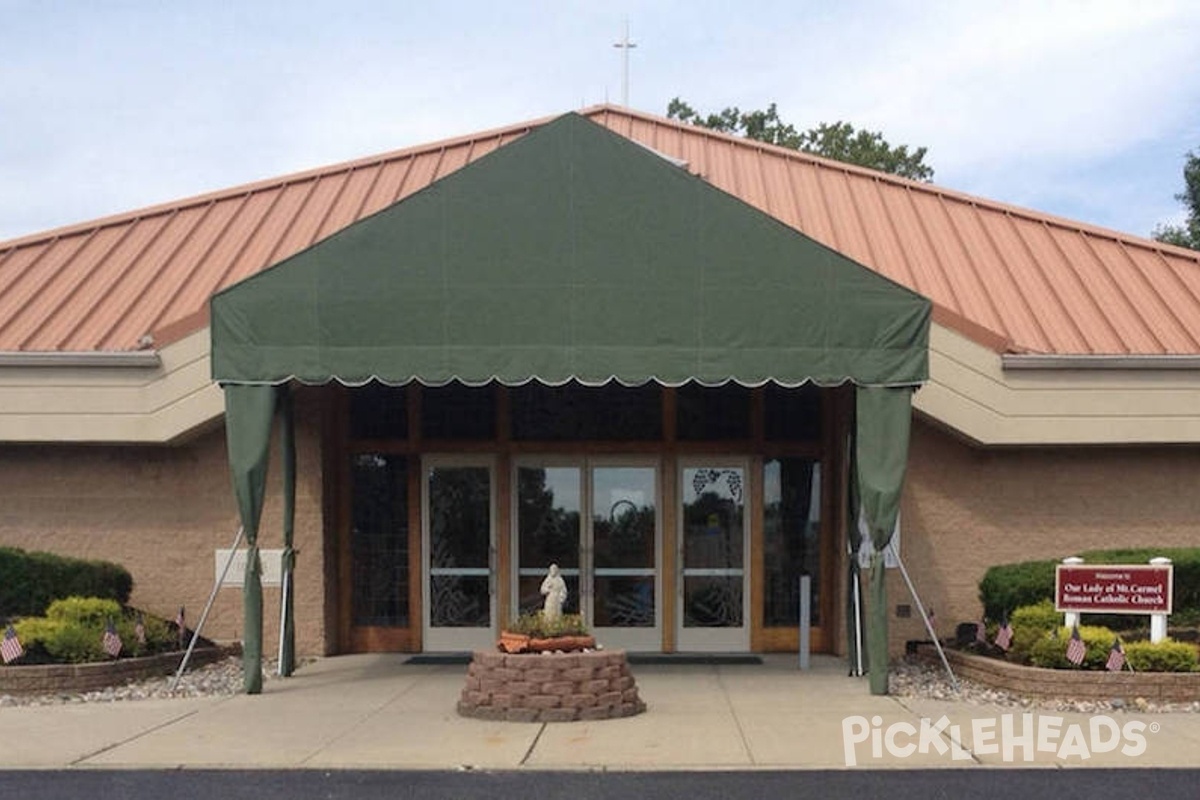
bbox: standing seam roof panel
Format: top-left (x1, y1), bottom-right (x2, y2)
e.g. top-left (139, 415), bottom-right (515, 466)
top-left (1, 105), bottom-right (1198, 355)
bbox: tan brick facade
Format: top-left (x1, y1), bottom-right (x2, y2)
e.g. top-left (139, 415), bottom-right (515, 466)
top-left (0, 390), bottom-right (330, 656)
top-left (5, 396), bottom-right (1196, 661)
top-left (885, 419), bottom-right (1200, 653)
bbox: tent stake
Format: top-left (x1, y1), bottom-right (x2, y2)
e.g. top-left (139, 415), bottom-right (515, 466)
top-left (171, 526), bottom-right (244, 690)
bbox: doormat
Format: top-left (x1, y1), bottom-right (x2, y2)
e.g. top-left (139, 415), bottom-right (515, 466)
top-left (405, 653), bottom-right (472, 665)
top-left (404, 653), bottom-right (763, 665)
top-left (628, 654), bottom-right (762, 665)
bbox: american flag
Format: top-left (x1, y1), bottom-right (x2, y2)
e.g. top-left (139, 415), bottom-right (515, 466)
top-left (1106, 637), bottom-right (1126, 672)
top-left (994, 616), bottom-right (1014, 651)
top-left (1066, 625), bottom-right (1086, 666)
top-left (1, 624), bottom-right (23, 664)
top-left (134, 612), bottom-right (146, 646)
top-left (175, 606), bottom-right (186, 647)
top-left (102, 618), bottom-right (122, 658)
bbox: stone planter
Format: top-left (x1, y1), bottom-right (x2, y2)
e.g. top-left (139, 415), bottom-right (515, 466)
top-left (0, 645), bottom-right (236, 696)
top-left (915, 644), bottom-right (1200, 703)
top-left (458, 648), bottom-right (647, 723)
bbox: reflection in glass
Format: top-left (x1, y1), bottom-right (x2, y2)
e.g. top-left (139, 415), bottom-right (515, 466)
top-left (592, 467), bottom-right (656, 628)
top-left (428, 466), bottom-right (491, 628)
top-left (350, 454), bottom-right (408, 626)
top-left (517, 466), bottom-right (581, 615)
top-left (681, 467), bottom-right (744, 628)
top-left (763, 459), bottom-right (821, 627)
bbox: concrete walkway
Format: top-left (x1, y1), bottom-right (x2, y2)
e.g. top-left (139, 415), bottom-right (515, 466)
top-left (2, 654), bottom-right (1197, 770)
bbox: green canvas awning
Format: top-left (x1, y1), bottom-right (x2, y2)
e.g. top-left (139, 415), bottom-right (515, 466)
top-left (210, 112), bottom-right (929, 695)
top-left (211, 113), bottom-right (928, 388)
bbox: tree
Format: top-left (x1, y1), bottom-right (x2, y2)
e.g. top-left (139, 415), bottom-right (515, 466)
top-left (667, 98), bottom-right (934, 182)
top-left (1152, 149), bottom-right (1200, 251)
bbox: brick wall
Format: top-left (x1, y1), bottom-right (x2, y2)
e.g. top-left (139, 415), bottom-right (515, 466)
top-left (0, 389), bottom-right (330, 656)
top-left (884, 420), bottom-right (1200, 654)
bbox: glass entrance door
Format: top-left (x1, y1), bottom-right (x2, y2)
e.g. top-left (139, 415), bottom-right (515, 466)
top-left (422, 458), bottom-right (496, 652)
top-left (677, 462), bottom-right (750, 651)
top-left (514, 460), bottom-right (660, 651)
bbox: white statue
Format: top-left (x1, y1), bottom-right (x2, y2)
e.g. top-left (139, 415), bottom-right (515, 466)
top-left (540, 563), bottom-right (568, 622)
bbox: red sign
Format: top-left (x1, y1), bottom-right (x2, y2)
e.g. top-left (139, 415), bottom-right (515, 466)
top-left (1055, 564), bottom-right (1173, 614)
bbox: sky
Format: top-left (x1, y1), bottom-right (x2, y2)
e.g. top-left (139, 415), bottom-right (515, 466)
top-left (2, 1), bottom-right (1198, 243)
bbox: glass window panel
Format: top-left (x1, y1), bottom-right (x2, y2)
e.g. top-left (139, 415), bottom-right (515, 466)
top-left (764, 383), bottom-right (822, 442)
top-left (517, 466), bottom-right (581, 617)
top-left (684, 576), bottom-right (744, 627)
top-left (429, 467), bottom-right (490, 568)
top-left (681, 467), bottom-right (745, 570)
top-left (349, 384), bottom-right (408, 440)
top-left (593, 577), bottom-right (655, 627)
top-left (429, 576), bottom-right (490, 627)
top-left (350, 453), bottom-right (408, 626)
top-left (676, 383), bottom-right (751, 440)
top-left (428, 466), bottom-right (491, 629)
top-left (763, 458), bottom-right (821, 626)
top-left (681, 466), bottom-right (745, 630)
top-left (511, 381), bottom-right (661, 441)
top-left (421, 382), bottom-right (496, 440)
top-left (592, 467), bottom-right (656, 570)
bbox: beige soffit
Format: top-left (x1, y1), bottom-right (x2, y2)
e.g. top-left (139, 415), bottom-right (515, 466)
top-left (0, 327), bottom-right (221, 443)
top-left (3, 323), bottom-right (1199, 446)
top-left (918, 324), bottom-right (1200, 445)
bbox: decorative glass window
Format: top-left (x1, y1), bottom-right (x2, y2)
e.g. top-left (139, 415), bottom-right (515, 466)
top-left (511, 381), bottom-right (661, 441)
top-left (764, 383), bottom-right (821, 442)
top-left (676, 383), bottom-right (751, 440)
top-left (350, 453), bottom-right (409, 626)
top-left (763, 458), bottom-right (821, 626)
top-left (349, 384), bottom-right (408, 440)
top-left (421, 382), bottom-right (496, 440)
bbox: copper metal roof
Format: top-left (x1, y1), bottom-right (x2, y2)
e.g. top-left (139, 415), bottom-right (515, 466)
top-left (2, 105), bottom-right (1198, 356)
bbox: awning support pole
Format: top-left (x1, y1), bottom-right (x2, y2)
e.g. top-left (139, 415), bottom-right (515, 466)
top-left (889, 540), bottom-right (958, 693)
top-left (171, 526), bottom-right (245, 690)
top-left (277, 568), bottom-right (290, 675)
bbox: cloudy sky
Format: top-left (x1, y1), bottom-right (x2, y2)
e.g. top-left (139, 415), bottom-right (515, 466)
top-left (2, 1), bottom-right (1198, 242)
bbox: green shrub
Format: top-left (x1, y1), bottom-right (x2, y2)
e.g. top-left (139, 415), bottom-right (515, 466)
top-left (507, 612), bottom-right (589, 638)
top-left (979, 560), bottom-right (1057, 622)
top-left (12, 598), bottom-right (178, 663)
top-left (1006, 600), bottom-right (1062, 663)
top-left (979, 547), bottom-right (1200, 627)
top-left (0, 547), bottom-right (132, 618)
top-left (1029, 625), bottom-right (1117, 670)
top-left (45, 596), bottom-right (123, 626)
top-left (1123, 640), bottom-right (1199, 673)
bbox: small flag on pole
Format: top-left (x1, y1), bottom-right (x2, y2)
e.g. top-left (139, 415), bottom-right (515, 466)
top-left (1066, 625), bottom-right (1086, 666)
top-left (176, 606), bottom-right (186, 647)
top-left (102, 618), bottom-right (123, 658)
top-left (994, 613), bottom-right (1014, 651)
top-left (1106, 637), bottom-right (1126, 672)
top-left (1, 625), bottom-right (23, 664)
top-left (134, 612), bottom-right (146, 646)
